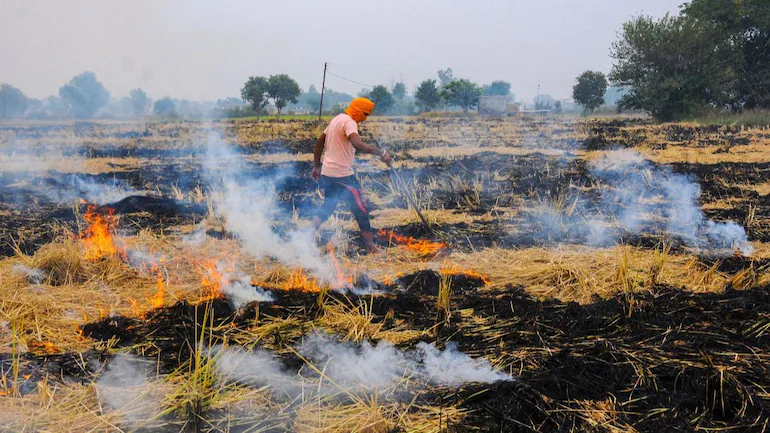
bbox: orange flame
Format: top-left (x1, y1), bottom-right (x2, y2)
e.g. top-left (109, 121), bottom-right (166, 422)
top-left (327, 243), bottom-right (353, 289)
top-left (150, 277), bottom-right (165, 308)
top-left (201, 260), bottom-right (228, 300)
top-left (284, 268), bottom-right (322, 292)
top-left (81, 204), bottom-right (117, 260)
top-left (28, 341), bottom-right (62, 354)
top-left (440, 266), bottom-right (490, 285)
top-left (377, 229), bottom-right (447, 257)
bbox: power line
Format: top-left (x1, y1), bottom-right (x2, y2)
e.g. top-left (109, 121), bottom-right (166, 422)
top-left (325, 70), bottom-right (375, 89)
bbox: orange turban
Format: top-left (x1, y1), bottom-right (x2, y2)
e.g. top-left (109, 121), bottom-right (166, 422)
top-left (345, 98), bottom-right (375, 122)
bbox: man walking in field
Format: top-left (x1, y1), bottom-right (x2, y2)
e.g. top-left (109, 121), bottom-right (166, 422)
top-left (311, 97), bottom-right (391, 253)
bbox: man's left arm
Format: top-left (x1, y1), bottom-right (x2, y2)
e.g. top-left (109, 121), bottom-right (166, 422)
top-left (312, 133), bottom-right (325, 181)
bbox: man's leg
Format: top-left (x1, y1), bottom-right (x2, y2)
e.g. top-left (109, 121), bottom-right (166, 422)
top-left (339, 177), bottom-right (379, 253)
top-left (314, 177), bottom-right (342, 230)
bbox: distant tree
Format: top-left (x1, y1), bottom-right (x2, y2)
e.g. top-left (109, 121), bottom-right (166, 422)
top-left (437, 68), bottom-right (454, 87)
top-left (128, 88), bottom-right (149, 116)
top-left (572, 71), bottom-right (608, 114)
top-left (441, 79), bottom-right (481, 112)
top-left (367, 85), bottom-right (394, 114)
top-left (58, 71), bottom-right (110, 118)
top-left (554, 100), bottom-right (563, 114)
top-left (267, 74), bottom-right (301, 117)
top-left (41, 96), bottom-right (68, 118)
top-left (153, 97), bottom-right (177, 117)
top-left (0, 84), bottom-right (28, 118)
top-left (322, 89), bottom-right (354, 112)
top-left (610, 15), bottom-right (736, 121)
top-left (392, 82), bottom-right (407, 100)
top-left (415, 79), bottom-right (441, 112)
top-left (483, 80), bottom-right (511, 96)
top-left (240, 76), bottom-right (270, 119)
top-left (681, 0), bottom-right (770, 109)
top-left (301, 84), bottom-right (322, 112)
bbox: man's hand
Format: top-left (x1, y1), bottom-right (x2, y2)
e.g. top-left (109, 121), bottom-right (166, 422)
top-left (380, 150), bottom-right (392, 166)
top-left (312, 165), bottom-right (322, 181)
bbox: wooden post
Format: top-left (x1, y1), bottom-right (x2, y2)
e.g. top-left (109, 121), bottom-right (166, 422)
top-left (318, 62), bottom-right (327, 121)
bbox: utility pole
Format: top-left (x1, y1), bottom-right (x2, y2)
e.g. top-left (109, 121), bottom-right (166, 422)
top-left (536, 84), bottom-right (540, 109)
top-left (318, 62), bottom-right (327, 121)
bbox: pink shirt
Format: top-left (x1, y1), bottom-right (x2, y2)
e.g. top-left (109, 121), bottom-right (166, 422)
top-left (321, 113), bottom-right (358, 177)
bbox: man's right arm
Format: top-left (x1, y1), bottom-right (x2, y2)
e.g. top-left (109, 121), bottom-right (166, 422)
top-left (349, 133), bottom-right (392, 165)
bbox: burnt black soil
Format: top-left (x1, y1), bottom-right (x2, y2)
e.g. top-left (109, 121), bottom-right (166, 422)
top-left (7, 263), bottom-right (768, 432)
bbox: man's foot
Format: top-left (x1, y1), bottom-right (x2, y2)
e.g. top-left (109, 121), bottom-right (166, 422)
top-left (361, 231), bottom-right (381, 254)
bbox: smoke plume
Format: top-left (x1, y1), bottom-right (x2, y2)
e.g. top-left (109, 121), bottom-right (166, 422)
top-left (95, 353), bottom-right (163, 428)
top-left (202, 133), bottom-right (335, 283)
top-left (526, 150), bottom-right (753, 256)
top-left (214, 331), bottom-right (511, 401)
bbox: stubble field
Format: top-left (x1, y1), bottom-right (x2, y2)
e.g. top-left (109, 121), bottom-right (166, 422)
top-left (1, 115), bottom-right (769, 432)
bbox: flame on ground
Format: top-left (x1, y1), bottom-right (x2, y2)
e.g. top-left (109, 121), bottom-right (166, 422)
top-left (377, 229), bottom-right (448, 257)
top-left (440, 266), bottom-right (490, 285)
top-left (80, 204), bottom-right (118, 260)
top-left (150, 277), bottom-right (165, 308)
top-left (201, 260), bottom-right (229, 300)
top-left (28, 341), bottom-right (62, 354)
top-left (327, 243), bottom-right (353, 289)
top-left (284, 268), bottom-right (322, 292)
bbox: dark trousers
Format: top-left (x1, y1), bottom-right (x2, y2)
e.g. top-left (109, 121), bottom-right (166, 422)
top-left (315, 175), bottom-right (372, 233)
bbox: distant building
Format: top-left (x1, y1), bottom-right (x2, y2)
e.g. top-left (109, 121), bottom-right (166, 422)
top-left (479, 95), bottom-right (517, 115)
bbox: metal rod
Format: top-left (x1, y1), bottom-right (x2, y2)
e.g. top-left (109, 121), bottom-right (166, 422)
top-left (318, 62), bottom-right (327, 121)
top-left (388, 162), bottom-right (433, 235)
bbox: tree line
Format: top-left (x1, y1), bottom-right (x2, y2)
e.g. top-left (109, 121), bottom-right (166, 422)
top-left (609, 0), bottom-right (770, 121)
top-left (0, 69), bottom-right (515, 120)
top-left (239, 68), bottom-right (514, 117)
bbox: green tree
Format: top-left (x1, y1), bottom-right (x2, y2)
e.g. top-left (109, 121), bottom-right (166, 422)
top-left (58, 71), bottom-right (110, 118)
top-left (441, 79), bottom-right (481, 112)
top-left (267, 74), bottom-right (301, 117)
top-left (483, 80), bottom-right (511, 96)
top-left (415, 79), bottom-right (441, 112)
top-left (240, 76), bottom-right (270, 119)
top-left (572, 71), bottom-right (608, 113)
top-left (300, 85), bottom-right (322, 112)
top-left (392, 82), bottom-right (407, 100)
top-left (153, 97), bottom-right (177, 117)
top-left (0, 84), bottom-right (28, 118)
top-left (367, 85), bottom-right (394, 114)
top-left (437, 68), bottom-right (454, 87)
top-left (554, 100), bottom-right (563, 114)
top-left (128, 88), bottom-right (148, 116)
top-left (610, 14), bottom-right (736, 121)
top-left (681, 0), bottom-right (770, 109)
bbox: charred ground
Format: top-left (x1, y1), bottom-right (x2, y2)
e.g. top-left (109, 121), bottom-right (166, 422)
top-left (1, 116), bottom-right (770, 432)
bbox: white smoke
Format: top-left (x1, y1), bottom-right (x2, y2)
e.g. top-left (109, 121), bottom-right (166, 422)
top-left (11, 264), bottom-right (45, 284)
top-left (203, 261), bottom-right (274, 308)
top-left (526, 150), bottom-right (753, 256)
top-left (592, 150), bottom-right (753, 255)
top-left (0, 140), bottom-right (140, 205)
top-left (415, 341), bottom-right (511, 386)
top-left (214, 346), bottom-right (308, 399)
top-left (202, 133), bottom-right (335, 283)
top-left (214, 332), bottom-right (511, 401)
top-left (95, 353), bottom-right (163, 428)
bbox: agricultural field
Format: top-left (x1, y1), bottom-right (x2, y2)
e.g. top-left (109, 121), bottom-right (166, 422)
top-left (1, 115), bottom-right (770, 432)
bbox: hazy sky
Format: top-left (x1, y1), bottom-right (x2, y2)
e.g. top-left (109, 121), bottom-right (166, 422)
top-left (1, 0), bottom-right (683, 103)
